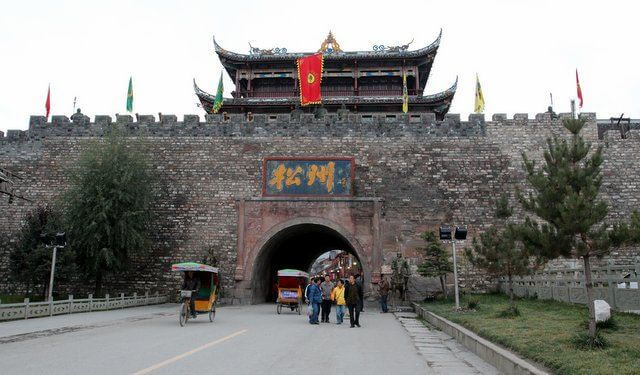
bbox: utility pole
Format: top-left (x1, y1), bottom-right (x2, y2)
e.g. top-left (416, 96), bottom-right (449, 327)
top-left (451, 239), bottom-right (460, 309)
top-left (48, 245), bottom-right (58, 302)
top-left (439, 226), bottom-right (467, 310)
top-left (43, 232), bottom-right (66, 302)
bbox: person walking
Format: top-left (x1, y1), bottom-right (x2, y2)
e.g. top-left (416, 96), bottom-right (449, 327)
top-left (332, 279), bottom-right (346, 324)
top-left (355, 273), bottom-right (365, 312)
top-left (304, 280), bottom-right (312, 304)
top-left (307, 277), bottom-right (323, 325)
top-left (320, 275), bottom-right (334, 323)
top-left (345, 275), bottom-right (362, 328)
top-left (378, 275), bottom-right (390, 313)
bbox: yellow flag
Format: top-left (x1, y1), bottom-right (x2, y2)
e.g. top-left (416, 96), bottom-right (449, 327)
top-left (402, 72), bottom-right (408, 113)
top-left (474, 74), bottom-right (485, 113)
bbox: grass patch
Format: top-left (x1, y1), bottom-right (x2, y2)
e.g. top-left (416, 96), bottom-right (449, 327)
top-left (422, 294), bottom-right (640, 375)
top-left (0, 295), bottom-right (45, 303)
top-left (0, 294), bottom-right (73, 304)
top-left (496, 305), bottom-right (520, 318)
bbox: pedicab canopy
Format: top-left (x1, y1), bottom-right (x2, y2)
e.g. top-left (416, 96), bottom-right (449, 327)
top-left (171, 262), bottom-right (219, 273)
top-left (277, 269), bottom-right (310, 278)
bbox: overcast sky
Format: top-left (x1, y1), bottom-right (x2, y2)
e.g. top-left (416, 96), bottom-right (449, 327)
top-left (1, 0), bottom-right (638, 133)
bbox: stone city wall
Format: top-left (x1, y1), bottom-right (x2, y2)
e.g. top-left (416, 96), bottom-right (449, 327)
top-left (1, 112), bottom-right (639, 301)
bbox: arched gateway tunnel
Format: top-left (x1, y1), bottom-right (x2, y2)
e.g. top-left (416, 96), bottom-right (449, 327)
top-left (252, 223), bottom-right (362, 302)
top-left (233, 198), bottom-right (383, 304)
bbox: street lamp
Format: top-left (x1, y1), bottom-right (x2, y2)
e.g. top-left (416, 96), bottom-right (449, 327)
top-left (439, 226), bottom-right (467, 310)
top-left (41, 232), bottom-right (66, 302)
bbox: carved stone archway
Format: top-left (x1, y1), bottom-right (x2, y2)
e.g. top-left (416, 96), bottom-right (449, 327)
top-left (233, 197), bottom-right (382, 303)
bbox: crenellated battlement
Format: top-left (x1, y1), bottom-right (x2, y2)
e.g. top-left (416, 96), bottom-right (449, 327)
top-left (1, 111), bottom-right (637, 144)
top-left (3, 112), bottom-right (486, 142)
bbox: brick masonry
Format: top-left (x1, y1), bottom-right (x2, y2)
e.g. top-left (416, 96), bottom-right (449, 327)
top-left (1, 111), bottom-right (639, 302)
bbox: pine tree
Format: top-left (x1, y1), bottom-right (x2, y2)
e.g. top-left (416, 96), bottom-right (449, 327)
top-left (417, 231), bottom-right (453, 298)
top-left (64, 130), bottom-right (155, 296)
top-left (465, 195), bottom-right (530, 311)
top-left (517, 118), bottom-right (638, 340)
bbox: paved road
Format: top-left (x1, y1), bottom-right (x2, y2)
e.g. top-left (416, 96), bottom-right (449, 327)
top-left (0, 303), bottom-right (497, 375)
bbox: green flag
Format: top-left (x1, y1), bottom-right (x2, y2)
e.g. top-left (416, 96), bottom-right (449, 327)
top-left (213, 73), bottom-right (223, 113)
top-left (126, 77), bottom-right (133, 112)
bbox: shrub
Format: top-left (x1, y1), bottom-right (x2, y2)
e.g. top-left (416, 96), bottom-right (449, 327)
top-left (466, 299), bottom-right (479, 310)
top-left (497, 305), bottom-right (520, 318)
top-left (571, 330), bottom-right (608, 350)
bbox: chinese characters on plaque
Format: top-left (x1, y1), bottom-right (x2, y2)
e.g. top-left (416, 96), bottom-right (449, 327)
top-left (263, 158), bottom-right (354, 196)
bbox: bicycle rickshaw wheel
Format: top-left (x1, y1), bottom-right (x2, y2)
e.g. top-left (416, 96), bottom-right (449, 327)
top-left (209, 303), bottom-right (216, 322)
top-left (277, 304), bottom-right (282, 314)
top-left (179, 303), bottom-right (188, 327)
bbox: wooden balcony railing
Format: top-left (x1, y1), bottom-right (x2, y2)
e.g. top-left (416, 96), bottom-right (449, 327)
top-left (238, 89), bottom-right (420, 99)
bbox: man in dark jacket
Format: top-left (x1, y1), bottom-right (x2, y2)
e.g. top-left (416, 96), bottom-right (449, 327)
top-left (355, 273), bottom-right (365, 312)
top-left (307, 277), bottom-right (323, 324)
top-left (181, 271), bottom-right (201, 318)
top-left (345, 275), bottom-right (361, 327)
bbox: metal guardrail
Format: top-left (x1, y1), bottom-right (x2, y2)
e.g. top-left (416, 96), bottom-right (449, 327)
top-left (0, 292), bottom-right (168, 321)
top-left (498, 261), bottom-right (640, 311)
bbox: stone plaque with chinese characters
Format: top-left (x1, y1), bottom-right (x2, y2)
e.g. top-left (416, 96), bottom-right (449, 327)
top-left (263, 157), bottom-right (354, 197)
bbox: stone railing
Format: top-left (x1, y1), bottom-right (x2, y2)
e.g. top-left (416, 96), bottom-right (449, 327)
top-left (498, 260), bottom-right (640, 311)
top-left (0, 291), bottom-right (168, 321)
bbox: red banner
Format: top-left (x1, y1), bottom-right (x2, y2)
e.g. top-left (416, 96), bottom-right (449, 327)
top-left (576, 69), bottom-right (583, 108)
top-left (45, 85), bottom-right (51, 119)
top-left (297, 53), bottom-right (323, 106)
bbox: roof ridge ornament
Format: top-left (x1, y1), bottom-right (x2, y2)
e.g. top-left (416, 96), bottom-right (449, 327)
top-left (373, 39), bottom-right (414, 53)
top-left (318, 31), bottom-right (342, 53)
top-left (249, 42), bottom-right (287, 55)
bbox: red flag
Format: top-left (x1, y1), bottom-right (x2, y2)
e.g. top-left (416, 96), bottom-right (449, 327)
top-left (297, 53), bottom-right (323, 106)
top-left (45, 85), bottom-right (51, 119)
top-left (576, 69), bottom-right (583, 108)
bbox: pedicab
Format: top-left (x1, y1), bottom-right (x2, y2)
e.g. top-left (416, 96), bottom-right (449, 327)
top-left (171, 262), bottom-right (220, 326)
top-left (276, 269), bottom-right (309, 315)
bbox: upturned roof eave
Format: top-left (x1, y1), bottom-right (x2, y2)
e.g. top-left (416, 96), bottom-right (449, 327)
top-left (212, 30), bottom-right (441, 65)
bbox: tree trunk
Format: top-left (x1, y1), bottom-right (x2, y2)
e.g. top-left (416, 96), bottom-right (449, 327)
top-left (508, 273), bottom-right (515, 310)
top-left (583, 255), bottom-right (597, 338)
top-left (440, 275), bottom-right (448, 299)
top-left (94, 271), bottom-right (103, 297)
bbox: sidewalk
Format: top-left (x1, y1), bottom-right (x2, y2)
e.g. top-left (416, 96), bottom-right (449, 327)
top-left (395, 311), bottom-right (501, 375)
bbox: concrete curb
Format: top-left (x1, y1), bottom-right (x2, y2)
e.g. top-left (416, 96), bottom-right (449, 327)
top-left (412, 303), bottom-right (549, 375)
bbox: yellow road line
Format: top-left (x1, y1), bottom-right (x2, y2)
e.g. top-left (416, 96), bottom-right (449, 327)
top-left (132, 329), bottom-right (248, 374)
